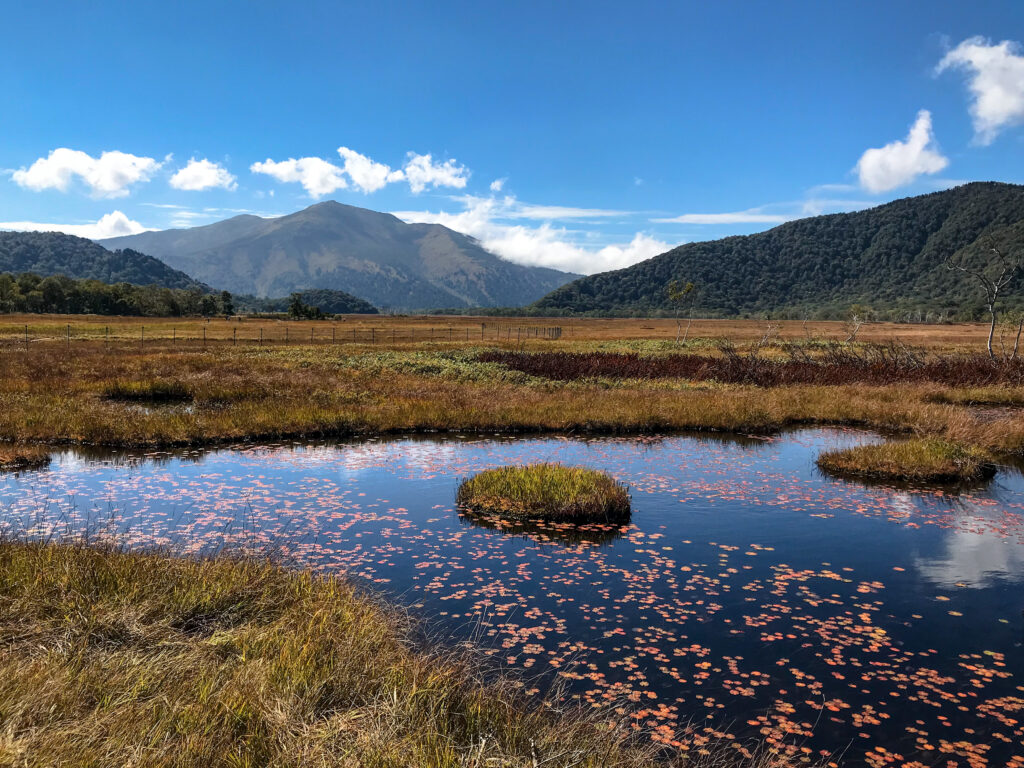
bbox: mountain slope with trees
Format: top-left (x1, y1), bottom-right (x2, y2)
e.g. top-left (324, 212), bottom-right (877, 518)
top-left (0, 232), bottom-right (208, 291)
top-left (534, 182), bottom-right (1024, 318)
top-left (100, 201), bottom-right (579, 310)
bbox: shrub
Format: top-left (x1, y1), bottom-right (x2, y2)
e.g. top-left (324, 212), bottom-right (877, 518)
top-left (457, 463), bottom-right (631, 523)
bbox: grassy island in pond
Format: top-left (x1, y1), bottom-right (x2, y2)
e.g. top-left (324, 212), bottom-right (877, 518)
top-left (816, 438), bottom-right (995, 483)
top-left (457, 463), bottom-right (631, 522)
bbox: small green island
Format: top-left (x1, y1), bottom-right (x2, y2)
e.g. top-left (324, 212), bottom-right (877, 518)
top-left (816, 438), bottom-right (996, 484)
top-left (457, 463), bottom-right (631, 523)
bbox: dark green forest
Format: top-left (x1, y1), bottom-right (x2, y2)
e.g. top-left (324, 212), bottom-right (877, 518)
top-left (0, 272), bottom-right (233, 316)
top-left (244, 289), bottom-right (378, 315)
top-left (534, 182), bottom-right (1024, 320)
top-left (0, 232), bottom-right (207, 291)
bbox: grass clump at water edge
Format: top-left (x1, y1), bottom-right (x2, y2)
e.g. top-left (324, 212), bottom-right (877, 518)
top-left (0, 444), bottom-right (50, 472)
top-left (816, 438), bottom-right (996, 483)
top-left (457, 463), bottom-right (631, 522)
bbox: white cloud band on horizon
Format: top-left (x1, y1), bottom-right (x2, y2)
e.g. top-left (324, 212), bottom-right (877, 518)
top-left (652, 209), bottom-right (793, 225)
top-left (0, 210), bottom-right (149, 239)
top-left (393, 194), bottom-right (670, 274)
top-left (855, 110), bottom-right (949, 193)
top-left (169, 158), bottom-right (237, 191)
top-left (937, 36), bottom-right (1024, 145)
top-left (11, 148), bottom-right (162, 198)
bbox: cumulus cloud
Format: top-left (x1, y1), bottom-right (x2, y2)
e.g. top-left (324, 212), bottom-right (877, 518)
top-left (402, 152), bottom-right (469, 194)
top-left (11, 148), bottom-right (161, 198)
top-left (250, 157), bottom-right (347, 197)
top-left (0, 210), bottom-right (149, 239)
top-left (489, 178), bottom-right (506, 192)
top-left (169, 158), bottom-right (237, 191)
top-left (393, 194), bottom-right (669, 274)
top-left (250, 148), bottom-right (469, 196)
top-left (937, 36), bottom-right (1024, 144)
top-left (336, 146), bottom-right (405, 194)
top-left (855, 110), bottom-right (949, 193)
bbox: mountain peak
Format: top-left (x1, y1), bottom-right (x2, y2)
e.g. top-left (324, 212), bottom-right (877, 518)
top-left (99, 201), bottom-right (578, 309)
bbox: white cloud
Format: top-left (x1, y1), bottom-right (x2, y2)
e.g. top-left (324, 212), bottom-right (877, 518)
top-left (0, 210), bottom-right (149, 239)
top-left (169, 158), bottom-right (237, 191)
top-left (402, 152), bottom-right (469, 194)
top-left (250, 157), bottom-right (347, 197)
top-left (652, 209), bottom-right (793, 225)
top-left (11, 148), bottom-right (161, 198)
top-left (393, 194), bottom-right (669, 274)
top-left (937, 36), bottom-right (1024, 145)
top-left (489, 178), bottom-right (506, 192)
top-left (336, 146), bottom-right (405, 194)
top-left (855, 110), bottom-right (949, 193)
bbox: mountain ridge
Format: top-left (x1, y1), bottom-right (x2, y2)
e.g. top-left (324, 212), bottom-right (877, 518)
top-left (533, 182), bottom-right (1024, 318)
top-left (100, 201), bottom-right (580, 310)
top-left (0, 231), bottom-right (208, 291)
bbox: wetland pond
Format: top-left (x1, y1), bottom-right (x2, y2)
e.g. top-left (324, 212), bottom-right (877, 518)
top-left (2, 428), bottom-right (1023, 767)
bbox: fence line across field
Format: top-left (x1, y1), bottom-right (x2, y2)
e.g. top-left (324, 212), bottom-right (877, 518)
top-left (4, 323), bottom-right (564, 350)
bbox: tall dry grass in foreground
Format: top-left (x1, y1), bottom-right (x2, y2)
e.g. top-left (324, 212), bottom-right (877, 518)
top-left (0, 541), bottom-right (812, 768)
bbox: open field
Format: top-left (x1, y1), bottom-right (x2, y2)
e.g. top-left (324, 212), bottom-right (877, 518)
top-left (0, 312), bottom-right (1006, 348)
top-left (0, 314), bottom-right (1021, 460)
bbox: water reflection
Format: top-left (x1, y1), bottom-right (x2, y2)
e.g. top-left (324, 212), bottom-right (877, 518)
top-left (1, 428), bottom-right (1022, 766)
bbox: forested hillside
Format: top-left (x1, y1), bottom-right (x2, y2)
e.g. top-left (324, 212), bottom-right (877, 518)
top-left (242, 289), bottom-right (378, 315)
top-left (0, 232), bottom-right (207, 291)
top-left (535, 182), bottom-right (1024, 319)
top-left (0, 272), bottom-right (230, 316)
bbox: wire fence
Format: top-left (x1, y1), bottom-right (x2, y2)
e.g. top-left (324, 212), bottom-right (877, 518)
top-left (0, 322), bottom-right (564, 350)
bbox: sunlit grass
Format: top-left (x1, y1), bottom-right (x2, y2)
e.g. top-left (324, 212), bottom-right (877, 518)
top-left (457, 463), bottom-right (631, 522)
top-left (816, 438), bottom-right (995, 483)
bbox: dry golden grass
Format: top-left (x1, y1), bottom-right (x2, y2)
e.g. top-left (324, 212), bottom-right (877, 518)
top-left (0, 312), bottom-right (1002, 348)
top-left (0, 341), bottom-right (1021, 459)
top-left (0, 540), bottom-right (812, 768)
top-left (816, 438), bottom-right (995, 483)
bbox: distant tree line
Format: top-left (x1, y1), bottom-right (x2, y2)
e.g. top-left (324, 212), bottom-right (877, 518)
top-left (0, 272), bottom-right (234, 317)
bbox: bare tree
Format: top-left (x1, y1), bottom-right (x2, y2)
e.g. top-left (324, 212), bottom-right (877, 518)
top-left (666, 279), bottom-right (695, 343)
top-left (945, 237), bottom-right (1023, 359)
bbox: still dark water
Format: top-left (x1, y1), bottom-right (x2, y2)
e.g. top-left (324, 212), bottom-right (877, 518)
top-left (2, 429), bottom-right (1022, 767)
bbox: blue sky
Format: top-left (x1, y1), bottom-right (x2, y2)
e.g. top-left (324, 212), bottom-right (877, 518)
top-left (2, 1), bottom-right (1023, 274)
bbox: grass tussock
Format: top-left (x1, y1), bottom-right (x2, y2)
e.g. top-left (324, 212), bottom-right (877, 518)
top-left (457, 463), bottom-right (631, 522)
top-left (816, 438), bottom-right (996, 483)
top-left (0, 444), bottom-right (49, 472)
top-left (0, 540), bottom-right (674, 768)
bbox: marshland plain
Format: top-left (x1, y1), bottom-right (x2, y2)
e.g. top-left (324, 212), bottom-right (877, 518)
top-left (3, 313), bottom-right (1024, 768)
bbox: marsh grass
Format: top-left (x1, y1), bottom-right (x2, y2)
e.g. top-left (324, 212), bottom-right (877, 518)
top-left (102, 379), bottom-right (194, 403)
top-left (457, 463), bottom-right (631, 523)
top-left (816, 438), bottom-right (996, 483)
top-left (0, 540), bottom-right (820, 768)
top-left (0, 444), bottom-right (50, 472)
